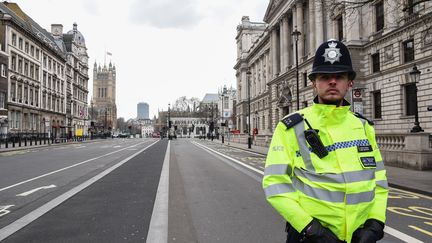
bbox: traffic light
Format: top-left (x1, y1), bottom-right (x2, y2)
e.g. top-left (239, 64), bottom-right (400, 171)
top-left (169, 121), bottom-right (172, 128)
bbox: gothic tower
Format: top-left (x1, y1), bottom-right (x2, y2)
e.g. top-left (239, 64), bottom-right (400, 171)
top-left (92, 61), bottom-right (117, 131)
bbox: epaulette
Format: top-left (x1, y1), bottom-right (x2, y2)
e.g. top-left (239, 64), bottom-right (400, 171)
top-left (281, 113), bottom-right (303, 129)
top-left (353, 112), bottom-right (374, 125)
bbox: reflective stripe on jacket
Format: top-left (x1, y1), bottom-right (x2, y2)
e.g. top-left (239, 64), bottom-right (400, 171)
top-left (262, 102), bottom-right (388, 243)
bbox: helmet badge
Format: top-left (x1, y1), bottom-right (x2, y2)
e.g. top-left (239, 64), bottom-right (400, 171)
top-left (322, 41), bottom-right (342, 64)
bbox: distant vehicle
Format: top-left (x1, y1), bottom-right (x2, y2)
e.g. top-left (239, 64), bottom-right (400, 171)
top-left (152, 132), bottom-right (160, 138)
top-left (118, 133), bottom-right (129, 138)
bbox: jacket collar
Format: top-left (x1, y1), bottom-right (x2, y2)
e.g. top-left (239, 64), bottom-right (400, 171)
top-left (311, 96), bottom-right (351, 125)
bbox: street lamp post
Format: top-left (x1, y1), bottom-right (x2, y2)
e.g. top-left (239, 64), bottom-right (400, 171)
top-left (168, 103), bottom-right (171, 139)
top-left (292, 26), bottom-right (301, 111)
top-left (247, 69), bottom-right (252, 149)
top-left (410, 64), bottom-right (423, 133)
top-left (221, 92), bottom-right (225, 143)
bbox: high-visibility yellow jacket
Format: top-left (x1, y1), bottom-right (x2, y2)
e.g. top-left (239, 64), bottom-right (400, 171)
top-left (263, 101), bottom-right (388, 243)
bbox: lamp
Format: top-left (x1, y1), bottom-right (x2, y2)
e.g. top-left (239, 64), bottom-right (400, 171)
top-left (292, 26), bottom-right (301, 111)
top-left (409, 64), bottom-right (423, 132)
top-left (247, 69), bottom-right (252, 149)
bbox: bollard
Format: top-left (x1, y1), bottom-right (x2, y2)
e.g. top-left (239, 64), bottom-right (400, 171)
top-left (24, 137), bottom-right (27, 146)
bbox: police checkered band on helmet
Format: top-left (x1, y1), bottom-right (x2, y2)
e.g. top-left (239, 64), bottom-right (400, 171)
top-left (309, 39), bottom-right (356, 80)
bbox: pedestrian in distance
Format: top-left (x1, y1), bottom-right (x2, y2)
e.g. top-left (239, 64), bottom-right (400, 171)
top-left (263, 39), bottom-right (388, 243)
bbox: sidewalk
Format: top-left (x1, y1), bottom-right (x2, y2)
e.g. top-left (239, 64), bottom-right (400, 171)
top-left (0, 139), bottom-right (101, 153)
top-left (210, 139), bottom-right (432, 196)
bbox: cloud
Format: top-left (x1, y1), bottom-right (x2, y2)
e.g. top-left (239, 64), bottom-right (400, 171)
top-left (129, 0), bottom-right (203, 29)
top-left (81, 0), bottom-right (99, 16)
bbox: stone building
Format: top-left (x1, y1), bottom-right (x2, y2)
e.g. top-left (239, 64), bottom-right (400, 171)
top-left (91, 61), bottom-right (117, 133)
top-left (51, 23), bottom-right (89, 137)
top-left (218, 85), bottom-right (237, 131)
top-left (235, 1), bottom-right (432, 169)
top-left (0, 44), bottom-right (7, 134)
top-left (0, 2), bottom-right (68, 138)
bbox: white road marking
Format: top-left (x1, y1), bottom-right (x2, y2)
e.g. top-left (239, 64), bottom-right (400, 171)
top-left (385, 226), bottom-right (424, 243)
top-left (0, 140), bottom-right (159, 241)
top-left (113, 145), bottom-right (121, 148)
top-left (193, 141), bottom-right (425, 243)
top-left (16, 185), bottom-right (57, 197)
top-left (0, 205), bottom-right (14, 217)
top-left (146, 141), bottom-right (170, 243)
top-left (192, 141), bottom-right (263, 175)
top-left (0, 140), bottom-right (152, 193)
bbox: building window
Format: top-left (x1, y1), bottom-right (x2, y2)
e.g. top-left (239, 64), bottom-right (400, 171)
top-left (24, 86), bottom-right (28, 103)
top-left (35, 89), bottom-right (39, 106)
top-left (223, 97), bottom-right (229, 109)
top-left (337, 16), bottom-right (343, 41)
top-left (371, 53), bottom-right (380, 73)
top-left (375, 1), bottom-right (384, 31)
top-left (405, 83), bottom-right (416, 116)
top-left (303, 72), bottom-right (308, 87)
top-left (403, 39), bottom-right (415, 63)
top-left (11, 33), bottom-right (16, 46)
top-left (0, 92), bottom-right (5, 109)
top-left (18, 58), bottom-right (23, 73)
top-left (25, 42), bottom-right (29, 53)
top-left (30, 45), bottom-right (34, 56)
top-left (18, 38), bottom-right (23, 50)
top-left (11, 55), bottom-right (16, 71)
top-left (1, 64), bottom-right (6, 77)
top-left (373, 91), bottom-right (382, 119)
top-left (36, 49), bottom-right (40, 60)
top-left (17, 84), bottom-right (22, 102)
top-left (30, 88), bottom-right (33, 105)
top-left (11, 82), bottom-right (16, 101)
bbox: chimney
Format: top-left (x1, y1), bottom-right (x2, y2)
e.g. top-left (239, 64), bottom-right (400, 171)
top-left (51, 24), bottom-right (63, 37)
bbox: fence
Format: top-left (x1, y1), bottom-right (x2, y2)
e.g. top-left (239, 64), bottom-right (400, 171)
top-left (0, 132), bottom-right (95, 149)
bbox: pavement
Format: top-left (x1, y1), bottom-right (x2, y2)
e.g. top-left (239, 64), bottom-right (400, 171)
top-left (208, 138), bottom-right (432, 197)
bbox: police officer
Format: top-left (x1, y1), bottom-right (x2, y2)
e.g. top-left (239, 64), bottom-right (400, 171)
top-left (263, 39), bottom-right (388, 243)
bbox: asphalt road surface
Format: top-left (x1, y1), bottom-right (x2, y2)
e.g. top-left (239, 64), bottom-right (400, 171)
top-left (0, 138), bottom-right (430, 242)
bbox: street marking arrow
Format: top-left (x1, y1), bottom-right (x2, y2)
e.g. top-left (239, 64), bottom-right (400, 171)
top-left (0, 205), bottom-right (14, 217)
top-left (16, 185), bottom-right (57, 197)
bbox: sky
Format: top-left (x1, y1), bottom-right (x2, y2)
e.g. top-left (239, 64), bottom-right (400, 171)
top-left (14, 0), bottom-right (268, 120)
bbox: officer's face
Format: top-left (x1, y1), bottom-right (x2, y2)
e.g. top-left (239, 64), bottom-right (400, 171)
top-left (313, 73), bottom-right (353, 106)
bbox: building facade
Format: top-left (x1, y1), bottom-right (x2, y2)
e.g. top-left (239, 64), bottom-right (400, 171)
top-left (52, 23), bottom-right (89, 137)
top-left (137, 102), bottom-right (149, 119)
top-left (0, 2), bottom-right (68, 138)
top-left (236, 0), bottom-right (432, 135)
top-left (218, 85), bottom-right (237, 131)
top-left (235, 0), bottom-right (432, 169)
top-left (91, 61), bottom-right (117, 133)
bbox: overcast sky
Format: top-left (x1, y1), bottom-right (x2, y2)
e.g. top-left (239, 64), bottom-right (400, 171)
top-left (15, 0), bottom-right (268, 119)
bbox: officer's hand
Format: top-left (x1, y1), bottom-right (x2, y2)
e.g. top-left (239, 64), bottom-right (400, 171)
top-left (352, 219), bottom-right (384, 243)
top-left (301, 219), bottom-right (341, 243)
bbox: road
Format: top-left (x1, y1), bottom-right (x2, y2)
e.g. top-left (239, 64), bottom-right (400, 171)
top-left (0, 138), bottom-right (430, 242)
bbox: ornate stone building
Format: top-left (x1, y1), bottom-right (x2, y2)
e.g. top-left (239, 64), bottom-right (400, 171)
top-left (235, 0), bottom-right (432, 169)
top-left (91, 62), bottom-right (117, 132)
top-left (0, 2), bottom-right (68, 138)
top-left (52, 23), bottom-right (89, 137)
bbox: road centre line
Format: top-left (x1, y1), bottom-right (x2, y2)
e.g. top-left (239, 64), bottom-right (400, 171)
top-left (146, 141), bottom-right (170, 243)
top-left (0, 140), bottom-right (159, 241)
top-left (0, 140), bottom-right (153, 193)
top-left (192, 141), bottom-right (424, 243)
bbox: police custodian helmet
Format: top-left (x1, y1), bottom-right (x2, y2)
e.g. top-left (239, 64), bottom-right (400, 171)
top-left (308, 39), bottom-right (356, 81)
